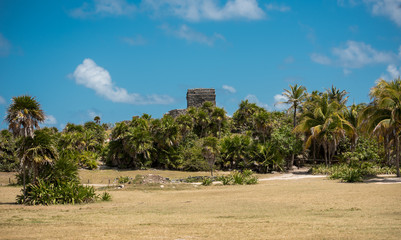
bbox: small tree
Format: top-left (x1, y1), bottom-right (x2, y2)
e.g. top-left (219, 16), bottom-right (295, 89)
top-left (6, 95), bottom-right (45, 199)
top-left (202, 136), bottom-right (219, 176)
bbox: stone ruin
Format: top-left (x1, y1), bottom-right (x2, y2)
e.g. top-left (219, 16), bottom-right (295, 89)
top-left (167, 88), bottom-right (216, 117)
top-left (186, 88), bottom-right (216, 108)
top-left (167, 109), bottom-right (187, 118)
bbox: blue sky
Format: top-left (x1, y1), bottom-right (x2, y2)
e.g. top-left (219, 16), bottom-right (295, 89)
top-left (1, 0), bottom-right (401, 129)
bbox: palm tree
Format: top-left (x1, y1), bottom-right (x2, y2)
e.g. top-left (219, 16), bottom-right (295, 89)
top-left (326, 85), bottom-right (349, 105)
top-left (196, 109), bottom-right (210, 137)
top-left (254, 110), bottom-right (272, 144)
top-left (344, 103), bottom-right (365, 151)
top-left (279, 84), bottom-right (307, 128)
top-left (220, 134), bottom-right (253, 170)
top-left (295, 93), bottom-right (356, 166)
top-left (123, 118), bottom-right (154, 168)
top-left (18, 129), bottom-right (58, 181)
top-left (277, 84), bottom-right (307, 169)
top-left (176, 114), bottom-right (193, 141)
top-left (202, 136), bottom-right (219, 176)
top-left (211, 107), bottom-right (227, 139)
top-left (233, 100), bottom-right (261, 132)
top-left (359, 78), bottom-right (401, 177)
top-left (5, 95), bottom-right (45, 198)
top-left (94, 116), bottom-right (101, 124)
top-left (254, 142), bottom-right (284, 173)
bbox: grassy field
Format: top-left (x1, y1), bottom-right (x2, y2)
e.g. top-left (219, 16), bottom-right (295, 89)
top-left (0, 171), bottom-right (400, 239)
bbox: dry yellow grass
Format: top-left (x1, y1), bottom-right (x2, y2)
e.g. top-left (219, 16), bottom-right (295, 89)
top-left (0, 174), bottom-right (401, 240)
top-left (0, 172), bottom-right (17, 185)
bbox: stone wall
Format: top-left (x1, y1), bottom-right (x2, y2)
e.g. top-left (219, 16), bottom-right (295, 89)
top-left (167, 109), bottom-right (187, 118)
top-left (186, 88), bottom-right (216, 108)
top-left (166, 88), bottom-right (216, 118)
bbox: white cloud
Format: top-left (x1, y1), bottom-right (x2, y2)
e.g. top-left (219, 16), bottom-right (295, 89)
top-left (161, 24), bottom-right (225, 46)
top-left (265, 3), bottom-right (291, 12)
top-left (0, 96), bottom-right (6, 105)
top-left (72, 58), bottom-right (174, 105)
top-left (143, 0), bottom-right (265, 21)
top-left (222, 85), bottom-right (236, 93)
top-left (312, 41), bottom-right (398, 71)
top-left (0, 33), bottom-right (11, 57)
top-left (245, 94), bottom-right (269, 109)
top-left (368, 0), bottom-right (401, 27)
top-left (44, 115), bottom-right (57, 125)
top-left (273, 94), bottom-right (289, 110)
top-left (310, 53), bottom-right (332, 65)
top-left (384, 64), bottom-right (401, 79)
top-left (333, 41), bottom-right (395, 68)
top-left (122, 35), bottom-right (147, 46)
top-left (70, 0), bottom-right (136, 18)
top-left (338, 0), bottom-right (401, 27)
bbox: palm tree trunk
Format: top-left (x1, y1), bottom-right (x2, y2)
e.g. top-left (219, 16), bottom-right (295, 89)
top-left (395, 136), bottom-right (400, 177)
top-left (291, 153), bottom-right (295, 169)
top-left (386, 137), bottom-right (391, 166)
top-left (313, 140), bottom-right (316, 165)
top-left (293, 105), bottom-right (297, 128)
top-left (22, 157), bottom-right (26, 202)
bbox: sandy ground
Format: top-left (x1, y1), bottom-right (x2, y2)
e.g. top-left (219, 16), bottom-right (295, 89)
top-left (259, 173), bottom-right (326, 181)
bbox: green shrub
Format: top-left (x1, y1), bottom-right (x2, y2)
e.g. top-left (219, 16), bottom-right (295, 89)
top-left (79, 151), bottom-right (99, 170)
top-left (312, 163), bottom-right (394, 183)
top-left (16, 179), bottom-right (97, 205)
top-left (101, 192), bottom-right (112, 201)
top-left (218, 175), bottom-right (232, 185)
top-left (117, 176), bottom-right (130, 184)
top-left (217, 170), bottom-right (258, 185)
top-left (244, 175), bottom-right (258, 185)
top-left (179, 139), bottom-right (210, 171)
top-left (0, 130), bottom-right (18, 172)
top-left (183, 176), bottom-right (204, 183)
top-left (16, 156), bottom-right (107, 205)
top-left (132, 174), bottom-right (143, 184)
top-left (341, 168), bottom-right (363, 183)
top-left (202, 177), bottom-right (213, 186)
top-left (232, 171), bottom-right (244, 184)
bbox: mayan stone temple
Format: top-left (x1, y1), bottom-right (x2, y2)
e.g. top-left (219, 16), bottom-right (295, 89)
top-left (168, 88), bottom-right (216, 117)
top-left (186, 88), bottom-right (216, 108)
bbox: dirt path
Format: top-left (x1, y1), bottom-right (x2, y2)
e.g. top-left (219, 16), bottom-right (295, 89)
top-left (259, 173), bottom-right (326, 181)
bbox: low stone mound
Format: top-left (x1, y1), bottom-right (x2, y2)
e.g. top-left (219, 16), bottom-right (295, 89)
top-left (140, 174), bottom-right (170, 184)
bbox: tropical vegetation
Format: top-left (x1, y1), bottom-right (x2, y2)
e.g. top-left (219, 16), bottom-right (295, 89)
top-left (1, 78), bottom-right (401, 204)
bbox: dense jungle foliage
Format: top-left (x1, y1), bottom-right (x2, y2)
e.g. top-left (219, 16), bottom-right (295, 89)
top-left (1, 78), bottom-right (401, 189)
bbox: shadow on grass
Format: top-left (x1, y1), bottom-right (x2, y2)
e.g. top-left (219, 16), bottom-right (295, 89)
top-left (364, 176), bottom-right (401, 184)
top-left (0, 202), bottom-right (17, 205)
